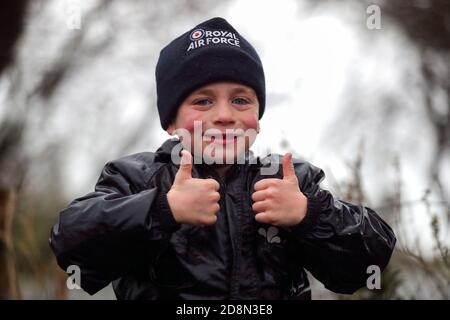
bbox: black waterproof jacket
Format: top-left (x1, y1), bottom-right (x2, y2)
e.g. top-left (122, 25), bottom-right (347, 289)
top-left (50, 139), bottom-right (396, 299)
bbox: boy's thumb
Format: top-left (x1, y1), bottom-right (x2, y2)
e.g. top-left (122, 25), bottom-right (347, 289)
top-left (282, 153), bottom-right (297, 182)
top-left (175, 150), bottom-right (193, 182)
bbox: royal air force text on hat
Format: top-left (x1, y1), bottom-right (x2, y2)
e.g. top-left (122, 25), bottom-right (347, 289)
top-left (187, 29), bottom-right (240, 51)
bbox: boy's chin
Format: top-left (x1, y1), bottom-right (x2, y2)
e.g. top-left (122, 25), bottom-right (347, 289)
top-left (204, 155), bottom-right (243, 165)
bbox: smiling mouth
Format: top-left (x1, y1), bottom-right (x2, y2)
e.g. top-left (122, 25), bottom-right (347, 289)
top-left (203, 134), bottom-right (240, 145)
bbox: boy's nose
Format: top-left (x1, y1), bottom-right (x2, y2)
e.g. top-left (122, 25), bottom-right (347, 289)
top-left (212, 102), bottom-right (235, 126)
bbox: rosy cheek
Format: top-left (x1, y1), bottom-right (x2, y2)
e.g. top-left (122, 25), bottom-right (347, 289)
top-left (241, 113), bottom-right (259, 131)
top-left (179, 112), bottom-right (204, 133)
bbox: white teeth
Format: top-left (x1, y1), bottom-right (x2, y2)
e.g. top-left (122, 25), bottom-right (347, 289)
top-left (202, 134), bottom-right (240, 143)
top-left (203, 135), bottom-right (238, 139)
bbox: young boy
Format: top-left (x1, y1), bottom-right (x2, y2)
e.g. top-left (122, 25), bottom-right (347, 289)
top-left (50, 17), bottom-right (396, 300)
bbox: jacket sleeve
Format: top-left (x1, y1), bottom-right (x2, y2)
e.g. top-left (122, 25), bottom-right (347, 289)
top-left (287, 161), bottom-right (396, 294)
top-left (49, 154), bottom-right (179, 295)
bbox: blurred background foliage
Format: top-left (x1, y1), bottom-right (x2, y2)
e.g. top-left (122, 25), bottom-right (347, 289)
top-left (0, 0), bottom-right (448, 299)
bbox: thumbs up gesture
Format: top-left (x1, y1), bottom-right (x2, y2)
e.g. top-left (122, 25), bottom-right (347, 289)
top-left (252, 153), bottom-right (308, 227)
top-left (167, 150), bottom-right (221, 226)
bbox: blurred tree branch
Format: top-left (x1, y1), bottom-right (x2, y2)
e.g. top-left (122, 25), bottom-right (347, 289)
top-left (0, 0), bottom-right (29, 74)
top-left (382, 0), bottom-right (450, 219)
top-left (0, 0), bottom-right (29, 300)
top-left (309, 2), bottom-right (450, 297)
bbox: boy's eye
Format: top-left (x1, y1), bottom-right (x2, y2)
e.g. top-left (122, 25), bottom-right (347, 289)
top-left (193, 98), bottom-right (212, 106)
top-left (232, 97), bottom-right (249, 105)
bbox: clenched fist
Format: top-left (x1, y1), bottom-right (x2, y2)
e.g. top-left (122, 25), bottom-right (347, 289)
top-left (167, 150), bottom-right (221, 226)
top-left (252, 153), bottom-right (308, 227)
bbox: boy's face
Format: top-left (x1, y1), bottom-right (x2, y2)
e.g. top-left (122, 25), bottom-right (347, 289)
top-left (167, 81), bottom-right (260, 164)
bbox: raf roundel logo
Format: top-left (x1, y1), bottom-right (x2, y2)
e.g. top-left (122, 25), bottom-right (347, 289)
top-left (189, 28), bottom-right (205, 41)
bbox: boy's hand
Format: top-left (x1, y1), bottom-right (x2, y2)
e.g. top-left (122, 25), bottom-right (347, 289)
top-left (252, 153), bottom-right (308, 227)
top-left (167, 150), bottom-right (221, 226)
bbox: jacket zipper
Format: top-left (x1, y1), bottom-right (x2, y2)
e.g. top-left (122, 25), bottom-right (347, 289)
top-left (205, 166), bottom-right (241, 298)
top-left (219, 180), bottom-right (240, 298)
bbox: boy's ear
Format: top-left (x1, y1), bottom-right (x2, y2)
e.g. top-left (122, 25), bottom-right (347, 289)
top-left (167, 124), bottom-right (176, 135)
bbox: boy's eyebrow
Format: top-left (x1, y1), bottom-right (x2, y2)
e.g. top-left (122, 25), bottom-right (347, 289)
top-left (229, 86), bottom-right (256, 95)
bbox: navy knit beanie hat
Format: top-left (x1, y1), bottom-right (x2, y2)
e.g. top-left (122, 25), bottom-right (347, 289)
top-left (155, 17), bottom-right (266, 130)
